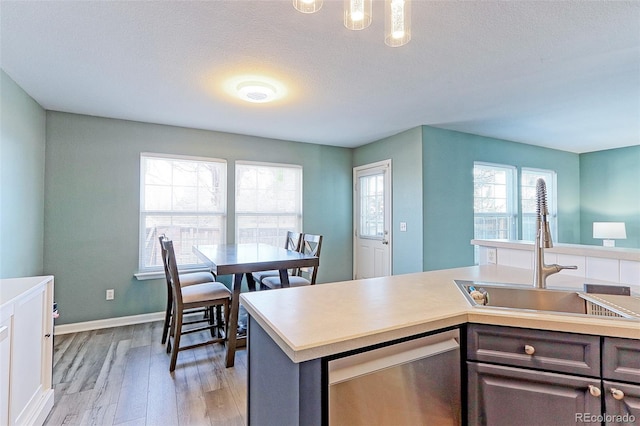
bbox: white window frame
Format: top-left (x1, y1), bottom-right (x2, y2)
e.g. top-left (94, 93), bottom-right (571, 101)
top-left (138, 153), bottom-right (227, 274)
top-left (235, 161), bottom-right (303, 246)
top-left (521, 167), bottom-right (558, 242)
top-left (473, 162), bottom-right (518, 263)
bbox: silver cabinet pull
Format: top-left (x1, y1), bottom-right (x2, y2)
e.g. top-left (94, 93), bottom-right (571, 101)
top-left (610, 388), bottom-right (625, 401)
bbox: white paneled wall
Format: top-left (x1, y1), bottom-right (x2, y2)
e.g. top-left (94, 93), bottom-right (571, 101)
top-left (477, 245), bottom-right (640, 288)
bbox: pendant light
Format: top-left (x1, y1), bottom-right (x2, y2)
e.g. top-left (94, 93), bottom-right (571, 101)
top-left (385, 0), bottom-right (411, 47)
top-left (293, 0), bottom-right (322, 14)
top-left (344, 0), bottom-right (372, 30)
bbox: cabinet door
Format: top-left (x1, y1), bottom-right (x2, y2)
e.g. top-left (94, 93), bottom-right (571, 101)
top-left (603, 381), bottom-right (640, 426)
top-left (603, 337), bottom-right (640, 384)
top-left (11, 286), bottom-right (45, 425)
top-left (468, 362), bottom-right (601, 426)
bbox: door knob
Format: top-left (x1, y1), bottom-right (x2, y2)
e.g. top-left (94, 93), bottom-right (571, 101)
top-left (382, 240), bottom-right (389, 245)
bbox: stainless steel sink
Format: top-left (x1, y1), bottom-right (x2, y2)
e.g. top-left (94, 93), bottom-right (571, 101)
top-left (455, 280), bottom-right (587, 315)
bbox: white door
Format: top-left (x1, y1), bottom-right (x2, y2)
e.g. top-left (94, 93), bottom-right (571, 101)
top-left (353, 160), bottom-right (392, 279)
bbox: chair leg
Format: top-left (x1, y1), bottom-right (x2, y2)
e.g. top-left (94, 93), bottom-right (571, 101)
top-left (169, 312), bottom-right (183, 372)
top-left (209, 306), bottom-right (216, 338)
top-left (224, 301), bottom-right (230, 342)
top-left (216, 305), bottom-right (224, 338)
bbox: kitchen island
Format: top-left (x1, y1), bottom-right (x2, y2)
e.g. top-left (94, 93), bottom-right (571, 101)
top-left (240, 265), bottom-right (640, 425)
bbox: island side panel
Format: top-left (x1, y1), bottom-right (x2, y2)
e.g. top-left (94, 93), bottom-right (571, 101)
top-left (248, 316), bottom-right (322, 426)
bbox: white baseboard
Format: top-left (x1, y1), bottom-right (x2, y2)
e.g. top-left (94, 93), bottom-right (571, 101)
top-left (54, 311), bottom-right (165, 335)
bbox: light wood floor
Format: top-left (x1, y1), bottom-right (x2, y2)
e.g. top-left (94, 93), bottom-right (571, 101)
top-left (44, 320), bottom-right (247, 426)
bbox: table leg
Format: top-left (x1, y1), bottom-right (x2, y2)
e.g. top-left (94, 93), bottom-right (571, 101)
top-left (225, 273), bottom-right (243, 368)
top-left (245, 273), bottom-right (257, 291)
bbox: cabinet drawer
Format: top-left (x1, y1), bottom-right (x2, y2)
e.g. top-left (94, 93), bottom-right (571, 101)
top-left (603, 337), bottom-right (640, 384)
top-left (467, 324), bottom-right (600, 376)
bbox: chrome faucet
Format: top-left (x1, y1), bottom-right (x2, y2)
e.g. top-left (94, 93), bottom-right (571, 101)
top-left (533, 178), bottom-right (577, 288)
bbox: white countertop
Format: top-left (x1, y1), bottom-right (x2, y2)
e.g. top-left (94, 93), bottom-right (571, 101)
top-left (472, 239), bottom-right (640, 261)
top-left (0, 275), bottom-right (53, 306)
top-left (240, 265), bottom-right (640, 363)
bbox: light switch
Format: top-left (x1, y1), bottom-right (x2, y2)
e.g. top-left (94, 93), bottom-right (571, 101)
top-left (400, 222), bottom-right (407, 232)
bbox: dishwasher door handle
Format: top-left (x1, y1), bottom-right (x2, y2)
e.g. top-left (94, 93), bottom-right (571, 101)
top-left (329, 333), bottom-right (459, 385)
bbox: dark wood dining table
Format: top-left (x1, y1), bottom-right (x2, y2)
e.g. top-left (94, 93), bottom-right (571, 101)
top-left (193, 243), bottom-right (319, 367)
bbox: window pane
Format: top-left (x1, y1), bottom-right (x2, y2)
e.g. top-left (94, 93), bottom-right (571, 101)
top-left (473, 163), bottom-right (516, 263)
top-left (236, 162), bottom-right (302, 244)
top-left (140, 154), bottom-right (226, 272)
top-left (521, 168), bottom-right (557, 242)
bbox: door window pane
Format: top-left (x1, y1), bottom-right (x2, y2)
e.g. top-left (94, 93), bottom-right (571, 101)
top-left (359, 173), bottom-right (385, 238)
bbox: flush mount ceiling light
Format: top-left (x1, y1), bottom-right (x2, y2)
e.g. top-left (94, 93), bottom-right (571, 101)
top-left (385, 0), bottom-right (411, 47)
top-left (223, 75), bottom-right (288, 104)
top-left (236, 81), bottom-right (277, 103)
top-left (344, 0), bottom-right (372, 30)
top-left (293, 0), bottom-right (322, 14)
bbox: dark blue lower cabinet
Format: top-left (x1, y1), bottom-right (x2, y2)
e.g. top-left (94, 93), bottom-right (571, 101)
top-left (468, 362), bottom-right (601, 426)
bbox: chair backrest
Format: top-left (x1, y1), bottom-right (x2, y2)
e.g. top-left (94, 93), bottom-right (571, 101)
top-left (297, 233), bottom-right (323, 284)
top-left (159, 234), bottom-right (171, 283)
top-left (285, 231), bottom-right (303, 252)
top-left (160, 237), bottom-right (183, 306)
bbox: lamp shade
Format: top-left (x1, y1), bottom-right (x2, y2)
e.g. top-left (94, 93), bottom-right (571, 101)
top-left (593, 222), bottom-right (627, 239)
top-left (385, 0), bottom-right (411, 47)
top-left (344, 0), bottom-right (372, 30)
top-left (293, 0), bottom-right (322, 14)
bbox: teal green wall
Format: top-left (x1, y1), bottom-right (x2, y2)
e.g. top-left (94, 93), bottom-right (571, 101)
top-left (0, 70), bottom-right (46, 278)
top-left (44, 112), bottom-right (352, 324)
top-left (580, 146), bottom-right (640, 248)
top-left (3, 72), bottom-right (634, 325)
top-left (422, 126), bottom-right (581, 271)
top-left (353, 127), bottom-right (424, 275)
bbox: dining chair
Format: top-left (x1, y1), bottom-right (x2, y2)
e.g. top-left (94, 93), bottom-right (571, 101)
top-left (159, 234), bottom-right (218, 344)
top-left (260, 233), bottom-right (323, 289)
top-left (252, 231), bottom-right (303, 286)
top-left (161, 237), bottom-right (231, 372)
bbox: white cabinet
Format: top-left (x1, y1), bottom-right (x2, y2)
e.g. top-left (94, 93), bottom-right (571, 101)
top-left (0, 276), bottom-right (54, 426)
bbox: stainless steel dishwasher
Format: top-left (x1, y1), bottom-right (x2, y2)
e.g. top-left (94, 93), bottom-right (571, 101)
top-left (328, 329), bottom-right (461, 425)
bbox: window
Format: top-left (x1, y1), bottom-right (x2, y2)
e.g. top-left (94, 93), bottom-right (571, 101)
top-left (473, 162), bottom-right (517, 246)
top-left (235, 162), bottom-right (302, 246)
top-left (521, 168), bottom-right (557, 242)
top-left (139, 153), bottom-right (226, 272)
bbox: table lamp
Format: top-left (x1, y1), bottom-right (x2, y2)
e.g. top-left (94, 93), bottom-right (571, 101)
top-left (593, 222), bottom-right (626, 247)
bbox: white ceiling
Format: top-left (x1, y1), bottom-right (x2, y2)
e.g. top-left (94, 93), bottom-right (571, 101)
top-left (1, 1), bottom-right (639, 153)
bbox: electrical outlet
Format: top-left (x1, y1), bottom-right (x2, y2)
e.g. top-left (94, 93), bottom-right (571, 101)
top-left (400, 222), bottom-right (407, 232)
top-left (487, 248), bottom-right (497, 264)
top-left (106, 289), bottom-right (115, 300)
